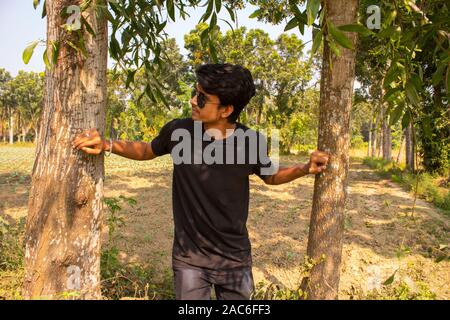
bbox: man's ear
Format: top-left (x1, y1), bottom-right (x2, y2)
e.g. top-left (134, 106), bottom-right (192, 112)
top-left (221, 105), bottom-right (234, 119)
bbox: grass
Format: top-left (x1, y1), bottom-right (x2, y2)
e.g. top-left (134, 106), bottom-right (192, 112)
top-left (101, 195), bottom-right (175, 300)
top-left (0, 193), bottom-right (175, 300)
top-left (362, 157), bottom-right (450, 214)
top-left (1, 145), bottom-right (448, 300)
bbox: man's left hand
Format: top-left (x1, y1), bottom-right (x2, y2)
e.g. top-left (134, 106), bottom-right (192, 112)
top-left (306, 150), bottom-right (329, 174)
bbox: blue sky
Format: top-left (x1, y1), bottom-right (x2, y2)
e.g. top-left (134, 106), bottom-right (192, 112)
top-left (0, 1), bottom-right (311, 76)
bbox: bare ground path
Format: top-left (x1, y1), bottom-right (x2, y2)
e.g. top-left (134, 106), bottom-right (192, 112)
top-left (1, 146), bottom-right (448, 299)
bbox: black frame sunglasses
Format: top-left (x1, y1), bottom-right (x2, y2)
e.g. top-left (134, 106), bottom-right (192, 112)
top-left (191, 87), bottom-right (221, 109)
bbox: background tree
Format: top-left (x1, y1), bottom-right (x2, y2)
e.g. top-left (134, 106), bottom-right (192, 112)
top-left (9, 71), bottom-right (44, 142)
top-left (0, 69), bottom-right (13, 143)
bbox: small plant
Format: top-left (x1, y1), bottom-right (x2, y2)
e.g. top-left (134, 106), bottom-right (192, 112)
top-left (0, 216), bottom-right (26, 271)
top-left (251, 255), bottom-right (326, 300)
top-left (100, 195), bottom-right (175, 299)
top-left (252, 281), bottom-right (306, 300)
top-left (396, 244), bottom-right (411, 259)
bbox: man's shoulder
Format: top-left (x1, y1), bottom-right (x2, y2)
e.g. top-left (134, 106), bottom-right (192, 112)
top-left (235, 122), bottom-right (266, 138)
top-left (163, 117), bottom-right (194, 131)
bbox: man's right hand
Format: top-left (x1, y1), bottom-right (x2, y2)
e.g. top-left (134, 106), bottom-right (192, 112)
top-left (72, 128), bottom-right (106, 155)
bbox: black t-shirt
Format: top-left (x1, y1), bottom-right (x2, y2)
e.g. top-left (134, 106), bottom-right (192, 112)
top-left (150, 118), bottom-right (274, 271)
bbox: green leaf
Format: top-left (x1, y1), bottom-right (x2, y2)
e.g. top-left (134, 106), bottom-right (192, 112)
top-left (41, 0), bottom-right (46, 18)
top-left (210, 12), bottom-right (217, 29)
top-left (383, 66), bottom-right (400, 88)
top-left (81, 16), bottom-right (96, 37)
top-left (167, 0), bottom-right (175, 21)
top-left (298, 23), bottom-right (305, 35)
top-left (43, 48), bottom-right (51, 69)
top-left (209, 42), bottom-right (218, 63)
top-left (384, 87), bottom-right (401, 102)
top-left (22, 41), bottom-right (39, 64)
top-left (405, 78), bottom-right (420, 107)
top-left (65, 40), bottom-right (79, 52)
top-left (145, 84), bottom-right (156, 103)
top-left (225, 5), bottom-right (235, 22)
top-left (378, 26), bottom-right (396, 39)
top-left (310, 29), bottom-right (322, 57)
top-left (401, 110), bottom-right (411, 130)
top-left (76, 34), bottom-right (87, 58)
top-left (383, 270), bottom-right (397, 286)
top-left (53, 41), bottom-right (60, 64)
top-left (383, 9), bottom-right (397, 27)
top-left (435, 255), bottom-right (448, 263)
top-left (249, 9), bottom-right (261, 19)
top-left (432, 64), bottom-right (445, 86)
top-left (154, 86), bottom-right (169, 107)
top-left (220, 18), bottom-right (234, 32)
top-left (328, 38), bottom-right (341, 57)
top-left (306, 0), bottom-right (320, 26)
top-left (33, 0), bottom-right (40, 10)
top-left (201, 0), bottom-right (214, 22)
top-left (284, 17), bottom-right (298, 32)
top-left (389, 104), bottom-right (403, 125)
top-left (125, 70), bottom-right (136, 88)
top-left (338, 24), bottom-right (374, 37)
top-left (328, 21), bottom-right (353, 50)
top-left (200, 27), bottom-right (209, 48)
top-left (109, 35), bottom-right (120, 60)
top-left (215, 0), bottom-right (221, 14)
top-left (156, 20), bottom-right (167, 34)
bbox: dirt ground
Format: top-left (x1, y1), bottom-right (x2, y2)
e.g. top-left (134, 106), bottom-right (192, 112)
top-left (1, 146), bottom-right (449, 299)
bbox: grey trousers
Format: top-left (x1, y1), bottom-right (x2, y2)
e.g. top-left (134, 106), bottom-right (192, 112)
top-left (173, 267), bottom-right (254, 300)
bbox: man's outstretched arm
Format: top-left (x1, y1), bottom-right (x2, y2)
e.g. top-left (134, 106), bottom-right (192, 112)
top-left (264, 151), bottom-right (329, 185)
top-left (72, 128), bottom-right (156, 161)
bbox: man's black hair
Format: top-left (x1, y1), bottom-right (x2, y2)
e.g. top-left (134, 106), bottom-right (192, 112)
top-left (195, 63), bottom-right (256, 123)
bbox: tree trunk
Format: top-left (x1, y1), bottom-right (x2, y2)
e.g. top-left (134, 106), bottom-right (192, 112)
top-left (302, 0), bottom-right (358, 300)
top-left (382, 105), bottom-right (392, 161)
top-left (396, 131), bottom-right (405, 164)
top-left (9, 108), bottom-right (14, 144)
top-left (23, 0), bottom-right (108, 299)
top-left (376, 118), bottom-right (382, 158)
top-left (0, 107), bottom-right (4, 142)
top-left (18, 110), bottom-right (22, 142)
top-left (371, 110), bottom-right (378, 158)
top-left (367, 112), bottom-right (372, 157)
top-left (34, 127), bottom-right (38, 144)
top-left (405, 122), bottom-right (414, 172)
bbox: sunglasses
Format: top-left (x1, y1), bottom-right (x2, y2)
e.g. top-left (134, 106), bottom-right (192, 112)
top-left (191, 87), bottom-right (221, 109)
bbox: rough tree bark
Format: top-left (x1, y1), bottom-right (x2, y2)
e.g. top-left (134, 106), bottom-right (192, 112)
top-left (396, 131), bottom-right (405, 164)
top-left (405, 122), bottom-right (415, 172)
top-left (23, 0), bottom-right (108, 299)
top-left (367, 109), bottom-right (373, 157)
top-left (302, 0), bottom-right (359, 300)
top-left (371, 110), bottom-right (379, 158)
top-left (381, 95), bottom-right (392, 161)
top-left (382, 115), bottom-right (392, 161)
top-left (34, 127), bottom-right (39, 144)
top-left (9, 108), bottom-right (14, 144)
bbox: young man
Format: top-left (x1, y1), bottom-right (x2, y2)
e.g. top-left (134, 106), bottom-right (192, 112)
top-left (72, 63), bottom-right (329, 300)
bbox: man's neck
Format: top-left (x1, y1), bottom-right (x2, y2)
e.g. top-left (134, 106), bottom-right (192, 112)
top-left (203, 120), bottom-right (236, 140)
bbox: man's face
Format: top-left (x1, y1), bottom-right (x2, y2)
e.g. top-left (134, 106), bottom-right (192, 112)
top-left (190, 83), bottom-right (233, 123)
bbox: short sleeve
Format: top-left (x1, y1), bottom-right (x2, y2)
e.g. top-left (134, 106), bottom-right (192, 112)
top-left (150, 119), bottom-right (178, 156)
top-left (252, 133), bottom-right (277, 181)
